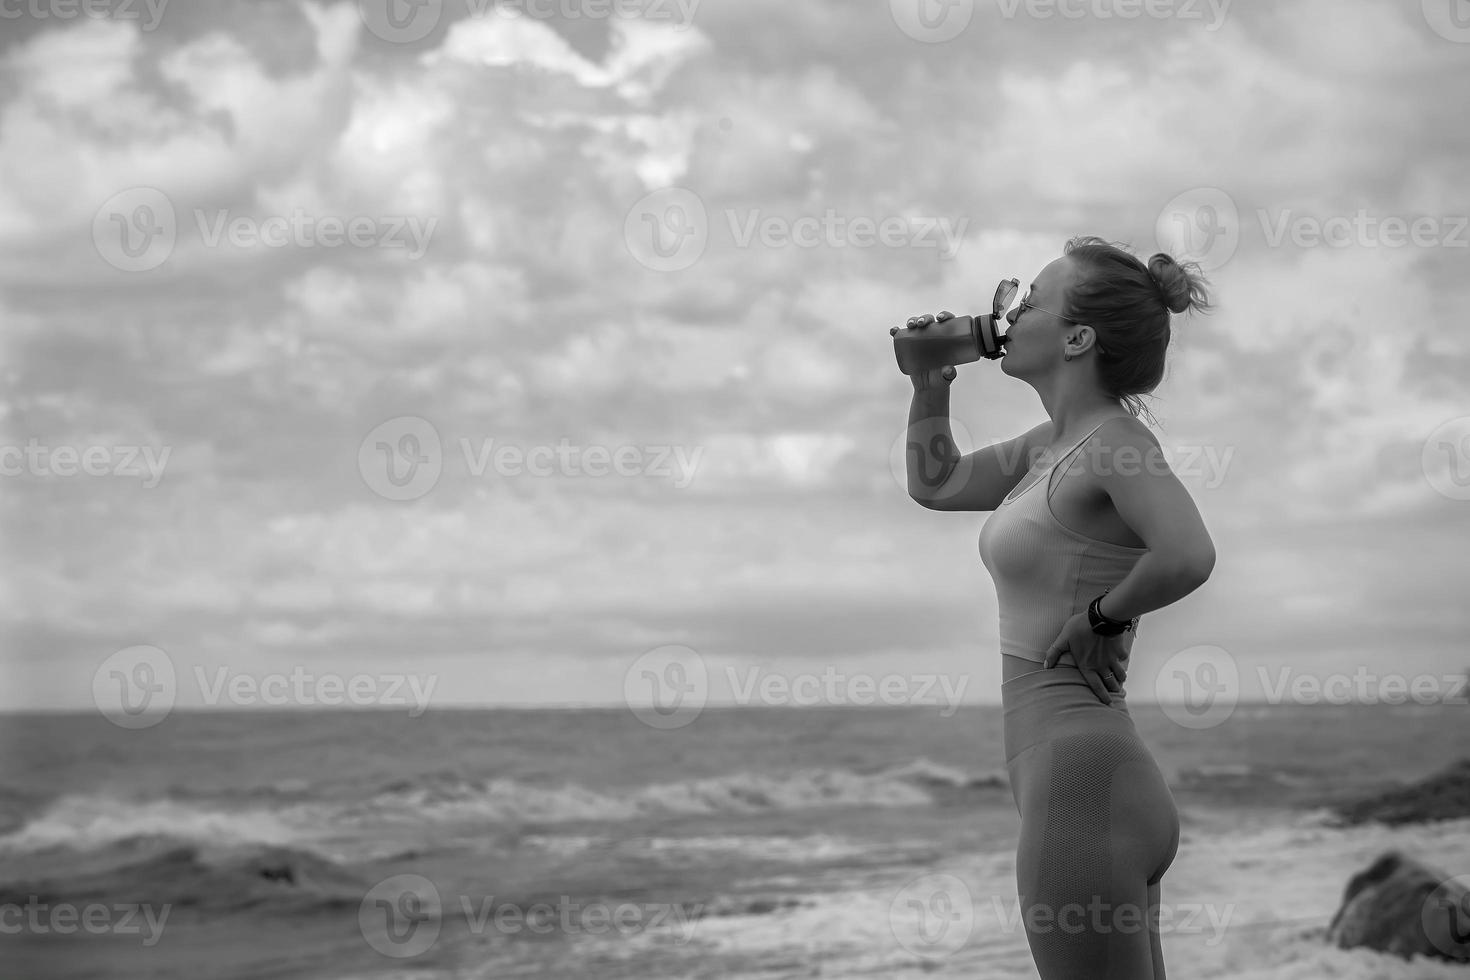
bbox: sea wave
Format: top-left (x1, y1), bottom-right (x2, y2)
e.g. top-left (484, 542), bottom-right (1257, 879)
top-left (0, 841), bottom-right (367, 915)
top-left (345, 758), bottom-right (1007, 825)
top-left (0, 793), bottom-right (311, 856)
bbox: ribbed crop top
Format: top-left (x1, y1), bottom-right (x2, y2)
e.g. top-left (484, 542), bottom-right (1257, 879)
top-left (977, 420), bottom-right (1149, 664)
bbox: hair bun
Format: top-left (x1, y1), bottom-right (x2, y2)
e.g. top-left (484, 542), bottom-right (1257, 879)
top-left (1146, 253), bottom-right (1196, 315)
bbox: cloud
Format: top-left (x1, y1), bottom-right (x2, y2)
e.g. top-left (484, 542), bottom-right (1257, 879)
top-left (1, 0), bottom-right (1466, 708)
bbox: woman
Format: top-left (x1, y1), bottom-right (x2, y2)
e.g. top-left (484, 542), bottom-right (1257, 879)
top-left (898, 236), bottom-right (1217, 979)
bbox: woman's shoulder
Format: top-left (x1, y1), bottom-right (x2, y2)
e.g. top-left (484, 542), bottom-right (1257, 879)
top-left (1091, 414), bottom-right (1159, 448)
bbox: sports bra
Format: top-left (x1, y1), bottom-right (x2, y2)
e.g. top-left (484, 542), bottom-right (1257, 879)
top-left (978, 419), bottom-right (1149, 664)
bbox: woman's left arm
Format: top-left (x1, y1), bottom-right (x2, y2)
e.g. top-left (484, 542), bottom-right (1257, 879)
top-left (1039, 420), bottom-right (1216, 700)
top-left (1091, 417), bottom-right (1217, 620)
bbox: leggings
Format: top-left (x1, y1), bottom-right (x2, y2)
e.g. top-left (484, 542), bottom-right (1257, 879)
top-left (1002, 665), bottom-right (1181, 980)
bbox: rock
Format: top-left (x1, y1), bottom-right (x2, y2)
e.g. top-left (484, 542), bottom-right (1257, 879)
top-left (1330, 758), bottom-right (1470, 827)
top-left (1325, 850), bottom-right (1470, 964)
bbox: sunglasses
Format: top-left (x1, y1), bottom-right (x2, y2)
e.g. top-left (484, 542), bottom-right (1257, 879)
top-left (994, 278), bottom-right (1081, 323)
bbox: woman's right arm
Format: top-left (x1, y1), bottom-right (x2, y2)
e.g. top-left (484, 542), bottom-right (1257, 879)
top-left (904, 375), bottom-right (1050, 512)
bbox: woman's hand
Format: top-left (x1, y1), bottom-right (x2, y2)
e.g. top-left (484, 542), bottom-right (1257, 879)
top-left (1043, 612), bottom-right (1130, 705)
top-left (900, 311), bottom-right (958, 390)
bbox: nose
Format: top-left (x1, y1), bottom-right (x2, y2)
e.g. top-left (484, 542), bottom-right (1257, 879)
top-left (1005, 307), bottom-right (1019, 328)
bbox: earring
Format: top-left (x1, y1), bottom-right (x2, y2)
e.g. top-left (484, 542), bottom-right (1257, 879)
top-left (1064, 352), bottom-right (1073, 362)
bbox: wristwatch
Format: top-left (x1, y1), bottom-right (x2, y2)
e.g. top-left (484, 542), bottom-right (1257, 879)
top-left (1087, 588), bottom-right (1137, 636)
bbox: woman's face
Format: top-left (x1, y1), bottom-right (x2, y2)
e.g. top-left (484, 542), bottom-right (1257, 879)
top-left (1000, 256), bottom-right (1079, 373)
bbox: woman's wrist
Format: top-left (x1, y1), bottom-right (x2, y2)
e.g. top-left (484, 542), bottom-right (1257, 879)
top-left (910, 367), bottom-right (956, 392)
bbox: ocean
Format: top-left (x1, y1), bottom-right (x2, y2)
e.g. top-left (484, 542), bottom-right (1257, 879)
top-left (1, 702), bottom-right (1466, 980)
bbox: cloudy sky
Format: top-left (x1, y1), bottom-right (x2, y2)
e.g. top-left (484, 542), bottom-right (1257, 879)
top-left (2, 0), bottom-right (1468, 712)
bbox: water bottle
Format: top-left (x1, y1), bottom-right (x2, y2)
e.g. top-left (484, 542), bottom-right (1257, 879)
top-left (889, 278), bottom-right (1017, 376)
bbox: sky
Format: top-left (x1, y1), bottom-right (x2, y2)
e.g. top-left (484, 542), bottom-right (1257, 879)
top-left (1, 0), bottom-right (1468, 714)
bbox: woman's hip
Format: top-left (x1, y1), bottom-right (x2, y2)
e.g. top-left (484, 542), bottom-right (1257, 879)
top-left (1001, 663), bottom-right (1140, 764)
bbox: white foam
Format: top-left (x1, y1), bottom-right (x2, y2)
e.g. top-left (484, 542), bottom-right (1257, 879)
top-left (0, 793), bottom-right (306, 854)
top-left (611, 814), bottom-right (1470, 979)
